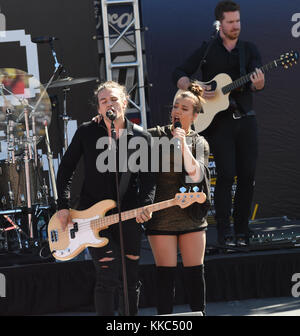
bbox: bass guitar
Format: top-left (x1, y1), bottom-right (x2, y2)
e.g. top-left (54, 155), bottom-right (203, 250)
top-left (48, 191), bottom-right (206, 261)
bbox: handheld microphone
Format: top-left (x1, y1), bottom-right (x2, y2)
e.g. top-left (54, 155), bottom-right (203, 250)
top-left (31, 36), bottom-right (59, 44)
top-left (174, 118), bottom-right (182, 150)
top-left (106, 109), bottom-right (116, 121)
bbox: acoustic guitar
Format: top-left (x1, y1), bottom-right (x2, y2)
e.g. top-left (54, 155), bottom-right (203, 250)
top-left (193, 50), bottom-right (299, 133)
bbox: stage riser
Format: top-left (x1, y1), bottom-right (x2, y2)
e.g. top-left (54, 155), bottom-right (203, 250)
top-left (1, 249), bottom-right (300, 315)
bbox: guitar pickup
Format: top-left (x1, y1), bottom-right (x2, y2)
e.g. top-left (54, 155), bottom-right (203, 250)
top-left (70, 222), bottom-right (78, 239)
top-left (50, 230), bottom-right (58, 242)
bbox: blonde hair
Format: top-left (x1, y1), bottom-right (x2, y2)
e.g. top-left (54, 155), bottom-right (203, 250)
top-left (173, 81), bottom-right (205, 114)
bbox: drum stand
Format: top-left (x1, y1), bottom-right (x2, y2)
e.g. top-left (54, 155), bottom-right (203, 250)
top-left (48, 38), bottom-right (71, 153)
top-left (0, 84), bottom-right (54, 242)
top-left (44, 120), bottom-right (57, 201)
top-left (62, 87), bottom-right (72, 153)
top-left (24, 141), bottom-right (33, 238)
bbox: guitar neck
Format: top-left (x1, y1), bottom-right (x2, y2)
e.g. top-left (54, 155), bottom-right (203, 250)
top-left (92, 198), bottom-right (177, 229)
top-left (222, 60), bottom-right (278, 94)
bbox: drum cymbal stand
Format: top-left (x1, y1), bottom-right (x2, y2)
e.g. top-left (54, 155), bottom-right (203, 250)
top-left (23, 106), bottom-right (33, 160)
top-left (62, 87), bottom-right (72, 153)
top-left (31, 112), bottom-right (38, 167)
top-left (5, 109), bottom-right (17, 209)
top-left (44, 120), bottom-right (57, 201)
top-left (5, 108), bottom-right (16, 164)
top-left (20, 106), bottom-right (32, 237)
top-left (23, 138), bottom-right (33, 238)
top-left (48, 39), bottom-right (71, 153)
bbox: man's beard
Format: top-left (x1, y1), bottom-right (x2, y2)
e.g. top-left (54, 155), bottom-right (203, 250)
top-left (224, 29), bottom-right (240, 40)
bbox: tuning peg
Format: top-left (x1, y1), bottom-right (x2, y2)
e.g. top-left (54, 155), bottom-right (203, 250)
top-left (179, 187), bottom-right (187, 193)
top-left (193, 186), bottom-right (199, 192)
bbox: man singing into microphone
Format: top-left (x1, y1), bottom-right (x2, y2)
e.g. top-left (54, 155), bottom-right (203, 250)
top-left (55, 80), bottom-right (156, 316)
top-left (173, 1), bottom-right (265, 247)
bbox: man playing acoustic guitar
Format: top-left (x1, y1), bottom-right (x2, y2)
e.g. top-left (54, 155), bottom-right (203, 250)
top-left (173, 1), bottom-right (265, 247)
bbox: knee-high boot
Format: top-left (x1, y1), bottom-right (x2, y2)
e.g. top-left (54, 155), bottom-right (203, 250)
top-left (183, 264), bottom-right (206, 314)
top-left (156, 266), bottom-right (177, 315)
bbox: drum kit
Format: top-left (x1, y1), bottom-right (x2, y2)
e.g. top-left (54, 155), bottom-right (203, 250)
top-left (0, 67), bottom-right (97, 257)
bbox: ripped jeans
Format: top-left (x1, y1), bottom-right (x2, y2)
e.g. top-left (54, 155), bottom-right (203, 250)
top-left (88, 220), bottom-right (142, 316)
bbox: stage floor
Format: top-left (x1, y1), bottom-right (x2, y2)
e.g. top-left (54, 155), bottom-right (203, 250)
top-left (40, 296), bottom-right (300, 316)
top-left (0, 217), bottom-right (300, 316)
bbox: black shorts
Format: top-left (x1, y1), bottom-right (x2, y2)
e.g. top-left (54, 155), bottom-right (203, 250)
top-left (144, 226), bottom-right (207, 236)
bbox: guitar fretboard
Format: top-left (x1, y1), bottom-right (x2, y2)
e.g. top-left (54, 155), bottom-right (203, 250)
top-left (222, 60), bottom-right (278, 94)
top-left (91, 198), bottom-right (177, 230)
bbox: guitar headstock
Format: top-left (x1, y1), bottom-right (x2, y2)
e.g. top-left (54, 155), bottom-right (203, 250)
top-left (278, 50), bottom-right (299, 69)
top-left (174, 191), bottom-right (207, 208)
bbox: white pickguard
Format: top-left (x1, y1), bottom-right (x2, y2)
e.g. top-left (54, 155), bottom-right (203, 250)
top-left (53, 215), bottom-right (106, 260)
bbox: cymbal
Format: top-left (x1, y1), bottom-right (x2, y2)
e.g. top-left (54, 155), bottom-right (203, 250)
top-left (41, 76), bottom-right (98, 89)
top-left (0, 74), bottom-right (33, 77)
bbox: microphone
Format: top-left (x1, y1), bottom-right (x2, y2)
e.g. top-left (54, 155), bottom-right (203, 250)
top-left (213, 20), bottom-right (220, 32)
top-left (174, 118), bottom-right (182, 150)
top-left (31, 36), bottom-right (59, 44)
top-left (106, 109), bottom-right (116, 121)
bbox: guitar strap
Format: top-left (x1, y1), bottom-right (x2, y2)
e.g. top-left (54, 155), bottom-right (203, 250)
top-left (199, 36), bottom-right (218, 71)
top-left (231, 41), bottom-right (247, 118)
top-left (238, 40), bottom-right (246, 77)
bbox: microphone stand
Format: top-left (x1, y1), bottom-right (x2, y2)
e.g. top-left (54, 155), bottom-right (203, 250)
top-left (108, 114), bottom-right (130, 316)
top-left (199, 29), bottom-right (219, 70)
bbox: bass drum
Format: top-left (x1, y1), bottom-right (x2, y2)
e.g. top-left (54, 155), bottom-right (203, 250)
top-left (0, 159), bottom-right (47, 209)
